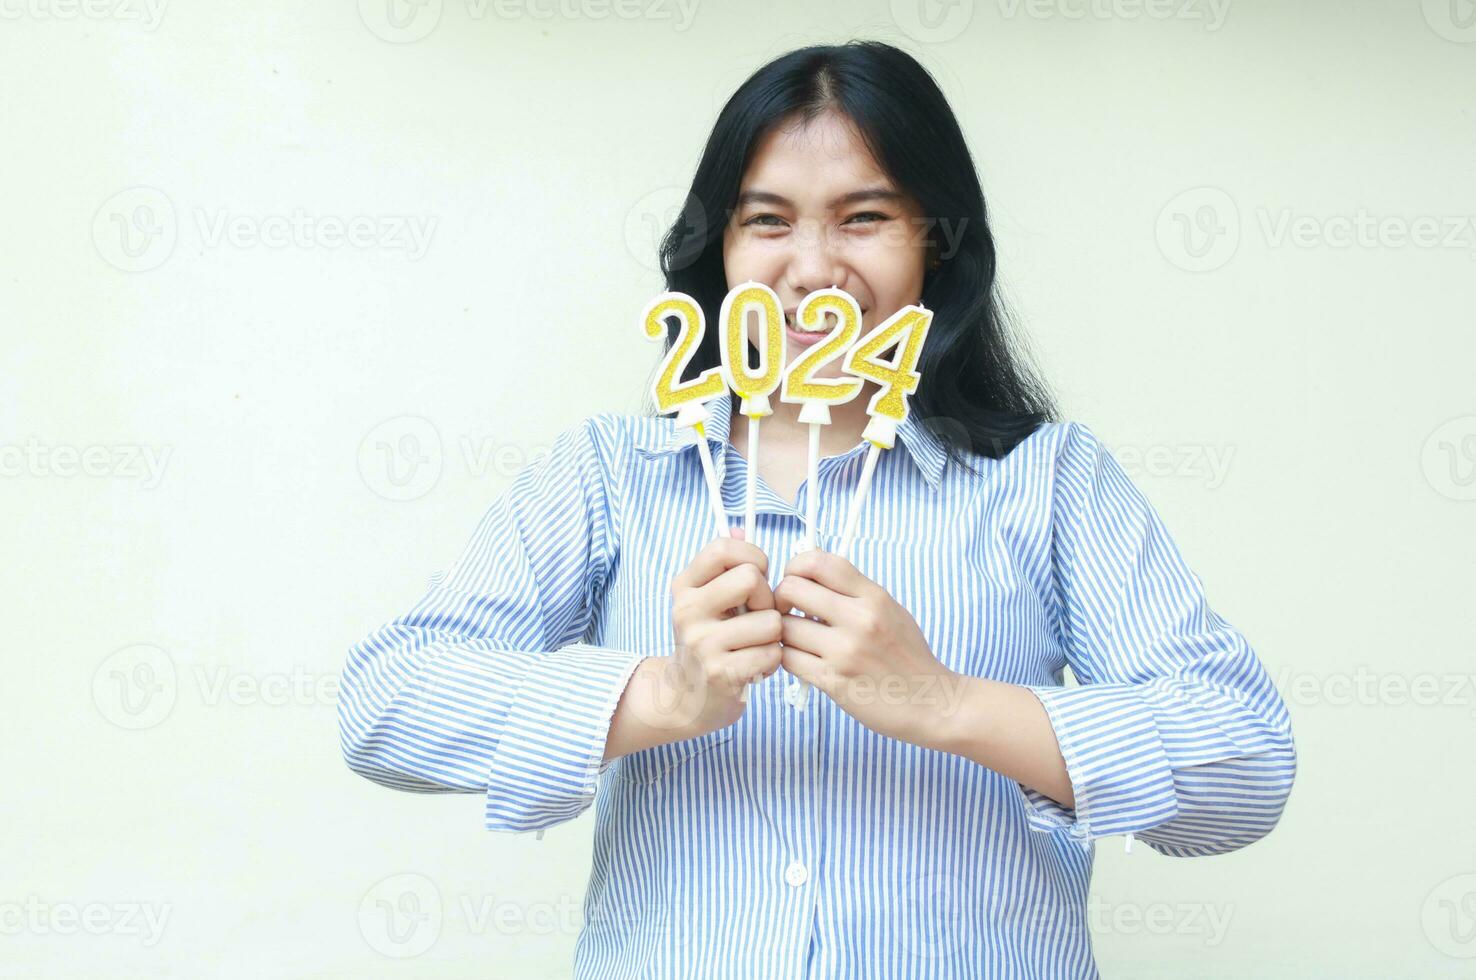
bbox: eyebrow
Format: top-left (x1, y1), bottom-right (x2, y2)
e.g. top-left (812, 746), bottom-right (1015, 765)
top-left (734, 187), bottom-right (905, 210)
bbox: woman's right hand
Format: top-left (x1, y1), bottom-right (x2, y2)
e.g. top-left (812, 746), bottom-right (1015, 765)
top-left (654, 529), bottom-right (781, 736)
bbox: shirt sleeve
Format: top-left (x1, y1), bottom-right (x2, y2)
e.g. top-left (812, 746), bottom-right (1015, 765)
top-left (1016, 421), bottom-right (1297, 857)
top-left (336, 416), bottom-right (648, 834)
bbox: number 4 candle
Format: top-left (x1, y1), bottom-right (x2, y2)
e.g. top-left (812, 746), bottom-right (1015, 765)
top-left (836, 302), bottom-right (935, 557)
top-left (784, 298), bottom-right (935, 712)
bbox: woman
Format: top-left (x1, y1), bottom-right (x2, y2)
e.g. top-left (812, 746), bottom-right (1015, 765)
top-left (338, 41), bottom-right (1296, 979)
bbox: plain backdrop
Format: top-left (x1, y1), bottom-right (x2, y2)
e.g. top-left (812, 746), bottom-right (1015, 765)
top-left (3, 0), bottom-right (1473, 976)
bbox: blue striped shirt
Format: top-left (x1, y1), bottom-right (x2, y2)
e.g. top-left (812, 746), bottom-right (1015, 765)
top-left (338, 402), bottom-right (1296, 978)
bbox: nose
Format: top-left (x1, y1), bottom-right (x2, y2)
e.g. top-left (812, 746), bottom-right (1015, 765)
top-left (782, 220), bottom-right (849, 298)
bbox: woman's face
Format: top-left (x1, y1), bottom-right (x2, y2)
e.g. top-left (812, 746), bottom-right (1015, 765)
top-left (721, 110), bottom-right (928, 379)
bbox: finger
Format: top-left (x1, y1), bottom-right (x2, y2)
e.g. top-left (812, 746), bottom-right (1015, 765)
top-left (783, 548), bottom-right (872, 599)
top-left (700, 564), bottom-right (776, 616)
top-left (718, 642), bottom-right (784, 687)
top-left (779, 612), bottom-right (836, 655)
top-left (774, 575), bottom-right (849, 624)
top-left (711, 608), bottom-right (783, 651)
top-left (673, 535), bottom-right (770, 592)
top-left (780, 643), bottom-right (830, 693)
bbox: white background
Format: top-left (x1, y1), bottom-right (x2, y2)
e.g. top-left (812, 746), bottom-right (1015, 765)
top-left (2, 0), bottom-right (1474, 975)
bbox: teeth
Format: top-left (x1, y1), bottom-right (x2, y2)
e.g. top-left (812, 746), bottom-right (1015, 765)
top-left (786, 310), bottom-right (866, 332)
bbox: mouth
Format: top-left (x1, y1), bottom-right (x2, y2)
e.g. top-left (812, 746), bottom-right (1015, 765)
top-left (784, 306), bottom-right (867, 347)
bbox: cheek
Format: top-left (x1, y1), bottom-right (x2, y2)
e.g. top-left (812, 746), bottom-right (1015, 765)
top-left (722, 237), bottom-right (776, 289)
top-left (859, 255), bottom-right (926, 312)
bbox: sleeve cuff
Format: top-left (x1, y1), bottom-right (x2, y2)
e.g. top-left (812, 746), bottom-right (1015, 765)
top-left (484, 643), bottom-right (648, 833)
top-left (1016, 682), bottom-right (1180, 843)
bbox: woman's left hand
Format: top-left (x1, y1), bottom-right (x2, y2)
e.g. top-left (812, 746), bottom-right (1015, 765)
top-left (773, 548), bottom-right (962, 745)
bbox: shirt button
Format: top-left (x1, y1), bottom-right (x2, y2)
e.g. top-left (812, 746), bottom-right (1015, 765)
top-left (784, 861), bottom-right (808, 887)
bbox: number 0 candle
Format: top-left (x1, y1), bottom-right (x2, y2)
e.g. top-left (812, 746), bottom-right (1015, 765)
top-left (719, 280), bottom-right (785, 538)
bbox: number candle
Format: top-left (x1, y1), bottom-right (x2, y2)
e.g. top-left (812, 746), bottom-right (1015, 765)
top-left (719, 280), bottom-right (786, 538)
top-left (836, 302), bottom-right (935, 558)
top-left (778, 287), bottom-right (865, 554)
top-left (778, 286), bottom-right (866, 711)
top-left (643, 291), bottom-right (731, 543)
top-left (644, 289), bottom-right (758, 702)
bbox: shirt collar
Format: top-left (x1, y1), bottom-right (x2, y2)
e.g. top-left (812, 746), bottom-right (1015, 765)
top-left (634, 394), bottom-right (949, 491)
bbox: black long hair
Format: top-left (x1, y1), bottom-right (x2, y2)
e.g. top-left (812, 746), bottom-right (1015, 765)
top-left (653, 40), bottom-right (1059, 463)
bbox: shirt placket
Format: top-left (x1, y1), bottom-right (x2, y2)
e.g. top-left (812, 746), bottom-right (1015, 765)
top-left (717, 438), bottom-right (867, 977)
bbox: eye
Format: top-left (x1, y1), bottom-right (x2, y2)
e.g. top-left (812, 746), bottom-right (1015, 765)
top-left (845, 211), bottom-right (890, 224)
top-left (742, 213), bottom-right (788, 228)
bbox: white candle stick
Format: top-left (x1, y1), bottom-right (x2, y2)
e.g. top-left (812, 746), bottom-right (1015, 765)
top-left (778, 287), bottom-right (867, 711)
top-left (744, 417), bottom-right (761, 534)
top-left (791, 300), bottom-right (936, 711)
top-left (804, 419), bottom-right (822, 550)
top-left (719, 280), bottom-right (784, 538)
top-left (719, 281), bottom-right (786, 704)
top-left (832, 301), bottom-right (936, 561)
top-left (644, 293), bottom-right (752, 699)
top-left (837, 440), bottom-right (882, 559)
top-left (689, 408), bottom-right (731, 543)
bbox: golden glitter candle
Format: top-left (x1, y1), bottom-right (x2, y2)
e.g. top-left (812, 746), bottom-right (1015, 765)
top-left (719, 280), bottom-right (785, 537)
top-left (644, 288), bottom-right (758, 702)
top-left (836, 302), bottom-right (935, 557)
top-left (778, 286), bottom-right (865, 557)
top-left (777, 286), bottom-right (869, 712)
top-left (643, 291), bottom-right (732, 542)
